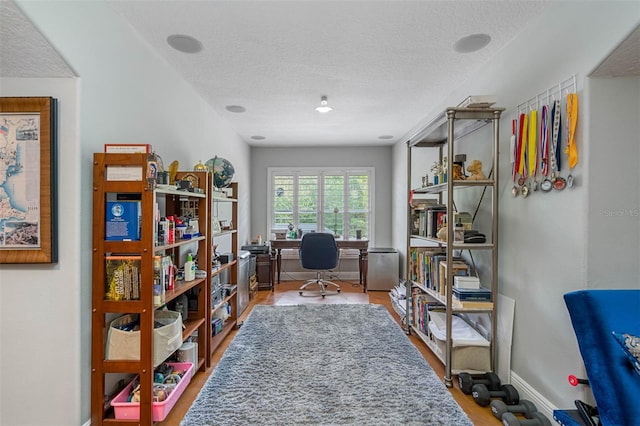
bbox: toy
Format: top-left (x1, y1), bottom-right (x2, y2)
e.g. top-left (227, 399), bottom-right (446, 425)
top-left (437, 223), bottom-right (447, 241)
top-left (466, 160), bottom-right (486, 180)
top-left (452, 163), bottom-right (466, 180)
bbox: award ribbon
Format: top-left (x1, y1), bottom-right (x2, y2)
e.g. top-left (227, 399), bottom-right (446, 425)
top-left (540, 105), bottom-right (549, 177)
top-left (528, 109), bottom-right (538, 181)
top-left (517, 113), bottom-right (528, 179)
top-left (565, 93), bottom-right (578, 187)
top-left (550, 100), bottom-right (566, 190)
top-left (511, 119), bottom-right (519, 196)
top-left (566, 93), bottom-right (579, 167)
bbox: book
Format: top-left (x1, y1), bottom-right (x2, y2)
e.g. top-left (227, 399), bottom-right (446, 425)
top-left (106, 200), bottom-right (141, 241)
top-left (427, 207), bottom-right (446, 238)
top-left (453, 276), bottom-right (480, 289)
top-left (453, 287), bottom-right (492, 301)
top-left (452, 299), bottom-right (494, 310)
top-left (439, 260), bottom-right (469, 296)
top-left (105, 255), bottom-right (141, 301)
top-left (104, 143), bottom-right (152, 153)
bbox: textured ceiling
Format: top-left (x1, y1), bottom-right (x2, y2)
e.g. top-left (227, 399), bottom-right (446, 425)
top-left (0, 0), bottom-right (75, 78)
top-left (591, 24), bottom-right (640, 77)
top-left (1, 1), bottom-right (638, 147)
top-left (105, 0), bottom-right (551, 147)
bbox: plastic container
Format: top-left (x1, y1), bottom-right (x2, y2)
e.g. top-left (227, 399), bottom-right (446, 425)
top-left (111, 362), bottom-right (194, 421)
top-left (184, 253), bottom-right (195, 281)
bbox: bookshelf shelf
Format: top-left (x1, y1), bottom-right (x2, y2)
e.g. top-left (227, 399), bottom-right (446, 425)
top-left (405, 105), bottom-right (503, 387)
top-left (91, 154), bottom-right (217, 425)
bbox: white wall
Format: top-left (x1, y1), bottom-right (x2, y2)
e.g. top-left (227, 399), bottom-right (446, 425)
top-left (0, 78), bottom-right (80, 426)
top-left (392, 0), bottom-right (639, 413)
top-left (587, 76), bottom-right (640, 288)
top-left (4, 1), bottom-right (251, 424)
top-left (250, 146), bottom-right (393, 249)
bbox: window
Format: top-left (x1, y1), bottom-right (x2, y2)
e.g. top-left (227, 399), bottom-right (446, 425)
top-left (268, 167), bottom-right (374, 240)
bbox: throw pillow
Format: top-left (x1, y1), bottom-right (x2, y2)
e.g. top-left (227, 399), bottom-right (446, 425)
top-left (612, 331), bottom-right (640, 376)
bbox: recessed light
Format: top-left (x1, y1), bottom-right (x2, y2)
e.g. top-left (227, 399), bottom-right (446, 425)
top-left (454, 34), bottom-right (491, 53)
top-left (225, 105), bottom-right (246, 113)
top-left (378, 135), bottom-right (394, 140)
top-left (251, 135), bottom-right (266, 140)
top-left (167, 34), bottom-right (203, 54)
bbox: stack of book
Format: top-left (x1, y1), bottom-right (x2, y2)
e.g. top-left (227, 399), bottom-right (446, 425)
top-left (452, 286), bottom-right (493, 309)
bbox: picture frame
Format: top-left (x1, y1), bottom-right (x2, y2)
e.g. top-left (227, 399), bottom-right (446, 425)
top-left (212, 216), bottom-right (222, 234)
top-left (0, 97), bottom-right (58, 263)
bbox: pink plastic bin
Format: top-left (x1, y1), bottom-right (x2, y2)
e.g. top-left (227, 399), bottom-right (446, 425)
top-left (111, 362), bottom-right (194, 421)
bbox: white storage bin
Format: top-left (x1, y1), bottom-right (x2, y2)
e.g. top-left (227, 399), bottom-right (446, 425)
top-left (106, 310), bottom-right (183, 367)
top-left (428, 311), bottom-right (491, 373)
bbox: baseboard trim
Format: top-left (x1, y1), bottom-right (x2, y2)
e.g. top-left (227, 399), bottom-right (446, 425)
top-left (510, 371), bottom-right (558, 421)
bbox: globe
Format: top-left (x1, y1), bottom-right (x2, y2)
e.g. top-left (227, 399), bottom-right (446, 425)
top-left (205, 156), bottom-right (235, 188)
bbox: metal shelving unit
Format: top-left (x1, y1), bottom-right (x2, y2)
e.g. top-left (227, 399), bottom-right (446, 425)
top-left (405, 106), bottom-right (504, 387)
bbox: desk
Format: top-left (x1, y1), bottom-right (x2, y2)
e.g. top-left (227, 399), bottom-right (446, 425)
top-left (270, 238), bottom-right (369, 292)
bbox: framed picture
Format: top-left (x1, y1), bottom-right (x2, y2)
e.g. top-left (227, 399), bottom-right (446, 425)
top-left (0, 97), bottom-right (58, 263)
top-left (212, 216), bottom-right (222, 234)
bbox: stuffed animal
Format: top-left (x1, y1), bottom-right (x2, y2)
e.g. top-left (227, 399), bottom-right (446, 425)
top-left (466, 160), bottom-right (486, 180)
top-left (437, 224), bottom-right (447, 241)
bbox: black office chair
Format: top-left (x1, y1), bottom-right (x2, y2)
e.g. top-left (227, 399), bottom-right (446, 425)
top-left (298, 232), bottom-right (341, 298)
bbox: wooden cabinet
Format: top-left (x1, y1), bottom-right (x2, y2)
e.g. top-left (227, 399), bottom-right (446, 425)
top-left (405, 106), bottom-right (503, 387)
top-left (255, 253), bottom-right (272, 290)
top-left (91, 154), bottom-right (209, 424)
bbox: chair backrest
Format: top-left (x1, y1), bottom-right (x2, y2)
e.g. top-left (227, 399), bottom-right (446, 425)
top-left (564, 289), bottom-right (640, 426)
top-left (299, 232), bottom-right (339, 270)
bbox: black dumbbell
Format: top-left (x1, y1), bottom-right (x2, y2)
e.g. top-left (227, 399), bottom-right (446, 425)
top-left (501, 412), bottom-right (551, 426)
top-left (491, 399), bottom-right (537, 420)
top-left (458, 372), bottom-right (501, 395)
top-left (471, 383), bottom-right (520, 406)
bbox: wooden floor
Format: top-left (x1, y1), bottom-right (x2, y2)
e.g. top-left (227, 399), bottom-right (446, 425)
top-left (159, 280), bottom-right (500, 425)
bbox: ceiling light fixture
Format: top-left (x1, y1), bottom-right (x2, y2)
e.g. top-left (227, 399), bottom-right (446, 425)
top-left (378, 135), bottom-right (394, 140)
top-left (315, 96), bottom-right (333, 113)
top-left (251, 135), bottom-right (266, 140)
top-left (454, 33), bottom-right (491, 53)
top-left (167, 34), bottom-right (203, 54)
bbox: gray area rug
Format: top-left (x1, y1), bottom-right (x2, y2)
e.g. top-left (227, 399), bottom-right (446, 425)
top-left (181, 304), bottom-right (472, 425)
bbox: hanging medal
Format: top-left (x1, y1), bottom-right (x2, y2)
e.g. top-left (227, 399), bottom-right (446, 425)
top-left (550, 100), bottom-right (566, 190)
top-left (511, 119), bottom-right (519, 197)
top-left (521, 113), bottom-right (530, 197)
top-left (528, 109), bottom-right (538, 192)
top-left (565, 93), bottom-right (579, 188)
top-left (539, 105), bottom-right (552, 192)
